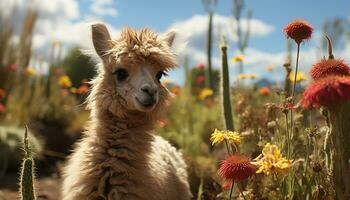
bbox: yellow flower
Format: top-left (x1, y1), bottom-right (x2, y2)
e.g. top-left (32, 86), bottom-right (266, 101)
top-left (59, 75), bottom-right (72, 88)
top-left (231, 54), bottom-right (245, 63)
top-left (249, 73), bottom-right (257, 79)
top-left (266, 64), bottom-right (275, 72)
top-left (238, 73), bottom-right (257, 80)
top-left (253, 143), bottom-right (293, 175)
top-left (25, 67), bottom-right (36, 76)
top-left (289, 71), bottom-right (307, 83)
top-left (238, 74), bottom-right (248, 80)
top-left (198, 88), bottom-right (213, 100)
top-left (70, 87), bottom-right (77, 94)
top-left (210, 129), bottom-right (241, 146)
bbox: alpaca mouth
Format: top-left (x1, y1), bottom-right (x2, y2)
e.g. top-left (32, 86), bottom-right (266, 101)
top-left (136, 97), bottom-right (156, 108)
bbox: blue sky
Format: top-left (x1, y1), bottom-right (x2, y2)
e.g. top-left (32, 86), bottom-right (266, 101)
top-left (79, 0), bottom-right (349, 52)
top-left (4, 0), bottom-right (350, 84)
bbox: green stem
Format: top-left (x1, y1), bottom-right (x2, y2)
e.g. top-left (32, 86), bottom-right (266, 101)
top-left (284, 113), bottom-right (290, 158)
top-left (291, 43), bottom-right (300, 97)
top-left (229, 180), bottom-right (234, 200)
top-left (238, 183), bottom-right (247, 200)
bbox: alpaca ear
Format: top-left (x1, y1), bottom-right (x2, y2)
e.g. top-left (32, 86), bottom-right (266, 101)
top-left (163, 31), bottom-right (176, 47)
top-left (92, 23), bottom-right (112, 58)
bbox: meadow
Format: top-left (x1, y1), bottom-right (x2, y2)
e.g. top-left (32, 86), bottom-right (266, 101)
top-left (0, 1), bottom-right (350, 200)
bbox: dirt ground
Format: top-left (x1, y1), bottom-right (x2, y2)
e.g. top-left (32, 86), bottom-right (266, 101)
top-left (0, 174), bottom-right (61, 200)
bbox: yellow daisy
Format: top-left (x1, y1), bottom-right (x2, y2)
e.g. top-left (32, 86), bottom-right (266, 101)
top-left (231, 54), bottom-right (245, 63)
top-left (253, 143), bottom-right (293, 175)
top-left (289, 71), bottom-right (307, 83)
top-left (210, 129), bottom-right (241, 146)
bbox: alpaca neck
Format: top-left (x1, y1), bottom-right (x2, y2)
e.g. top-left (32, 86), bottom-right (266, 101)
top-left (89, 108), bottom-right (156, 162)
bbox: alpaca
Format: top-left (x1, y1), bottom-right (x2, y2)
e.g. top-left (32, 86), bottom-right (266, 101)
top-left (61, 23), bottom-right (192, 200)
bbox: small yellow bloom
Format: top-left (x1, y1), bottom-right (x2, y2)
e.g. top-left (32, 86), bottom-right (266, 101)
top-left (253, 143), bottom-right (293, 175)
top-left (198, 88), bottom-right (213, 100)
top-left (70, 87), bottom-right (77, 94)
top-left (289, 71), bottom-right (307, 83)
top-left (238, 73), bottom-right (257, 80)
top-left (238, 74), bottom-right (248, 80)
top-left (266, 64), bottom-right (275, 72)
top-left (210, 129), bottom-right (241, 146)
top-left (59, 75), bottom-right (72, 88)
top-left (249, 73), bottom-right (257, 79)
top-left (25, 67), bottom-right (36, 76)
top-left (231, 54), bottom-right (245, 63)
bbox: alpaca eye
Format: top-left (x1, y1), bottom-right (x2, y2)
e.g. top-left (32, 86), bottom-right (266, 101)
top-left (114, 69), bottom-right (129, 81)
top-left (156, 71), bottom-right (168, 82)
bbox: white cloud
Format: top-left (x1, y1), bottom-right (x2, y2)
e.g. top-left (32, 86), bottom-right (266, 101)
top-left (166, 14), bottom-right (274, 67)
top-left (90, 0), bottom-right (118, 17)
top-left (166, 14), bottom-right (350, 84)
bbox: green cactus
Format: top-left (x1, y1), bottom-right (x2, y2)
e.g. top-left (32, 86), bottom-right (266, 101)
top-left (19, 126), bottom-right (36, 200)
top-left (220, 40), bottom-right (234, 132)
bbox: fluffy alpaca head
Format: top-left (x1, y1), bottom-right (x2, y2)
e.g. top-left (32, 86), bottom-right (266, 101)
top-left (88, 23), bottom-right (177, 122)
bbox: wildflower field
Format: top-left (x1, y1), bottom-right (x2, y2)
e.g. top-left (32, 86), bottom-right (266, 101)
top-left (0, 0), bottom-right (350, 200)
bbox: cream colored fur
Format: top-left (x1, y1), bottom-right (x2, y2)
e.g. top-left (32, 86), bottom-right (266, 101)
top-left (61, 24), bottom-right (191, 200)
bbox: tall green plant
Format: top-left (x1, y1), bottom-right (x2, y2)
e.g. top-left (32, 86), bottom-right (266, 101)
top-left (202, 0), bottom-right (218, 90)
top-left (19, 126), bottom-right (36, 200)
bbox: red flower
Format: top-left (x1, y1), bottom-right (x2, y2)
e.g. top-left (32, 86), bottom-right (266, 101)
top-left (259, 87), bottom-right (270, 96)
top-left (196, 63), bottom-right (205, 70)
top-left (0, 103), bottom-right (5, 113)
top-left (302, 76), bottom-right (350, 109)
top-left (0, 88), bottom-right (6, 98)
top-left (218, 154), bottom-right (256, 182)
top-left (310, 58), bottom-right (350, 80)
top-left (6, 64), bottom-right (17, 71)
top-left (196, 75), bottom-right (205, 84)
top-left (283, 19), bottom-right (313, 44)
top-left (77, 85), bottom-right (89, 95)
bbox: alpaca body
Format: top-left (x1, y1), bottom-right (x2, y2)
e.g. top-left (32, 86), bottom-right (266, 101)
top-left (62, 120), bottom-right (191, 200)
top-left (62, 24), bottom-right (190, 200)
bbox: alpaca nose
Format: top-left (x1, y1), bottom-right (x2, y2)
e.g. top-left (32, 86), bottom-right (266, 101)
top-left (141, 85), bottom-right (157, 96)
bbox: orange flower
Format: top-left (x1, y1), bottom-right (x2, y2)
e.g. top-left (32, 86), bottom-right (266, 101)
top-left (283, 19), bottom-right (313, 44)
top-left (77, 85), bottom-right (89, 95)
top-left (259, 87), bottom-right (270, 96)
top-left (0, 103), bottom-right (5, 113)
top-left (171, 86), bottom-right (181, 97)
top-left (0, 88), bottom-right (6, 98)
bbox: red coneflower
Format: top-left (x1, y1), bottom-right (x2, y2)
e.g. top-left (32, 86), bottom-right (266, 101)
top-left (283, 19), bottom-right (313, 44)
top-left (0, 88), bottom-right (6, 98)
top-left (302, 75), bottom-right (350, 109)
top-left (310, 58), bottom-right (350, 80)
top-left (196, 63), bottom-right (205, 70)
top-left (0, 103), bottom-right (5, 113)
top-left (6, 64), bottom-right (17, 72)
top-left (196, 75), bottom-right (205, 84)
top-left (218, 154), bottom-right (256, 182)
